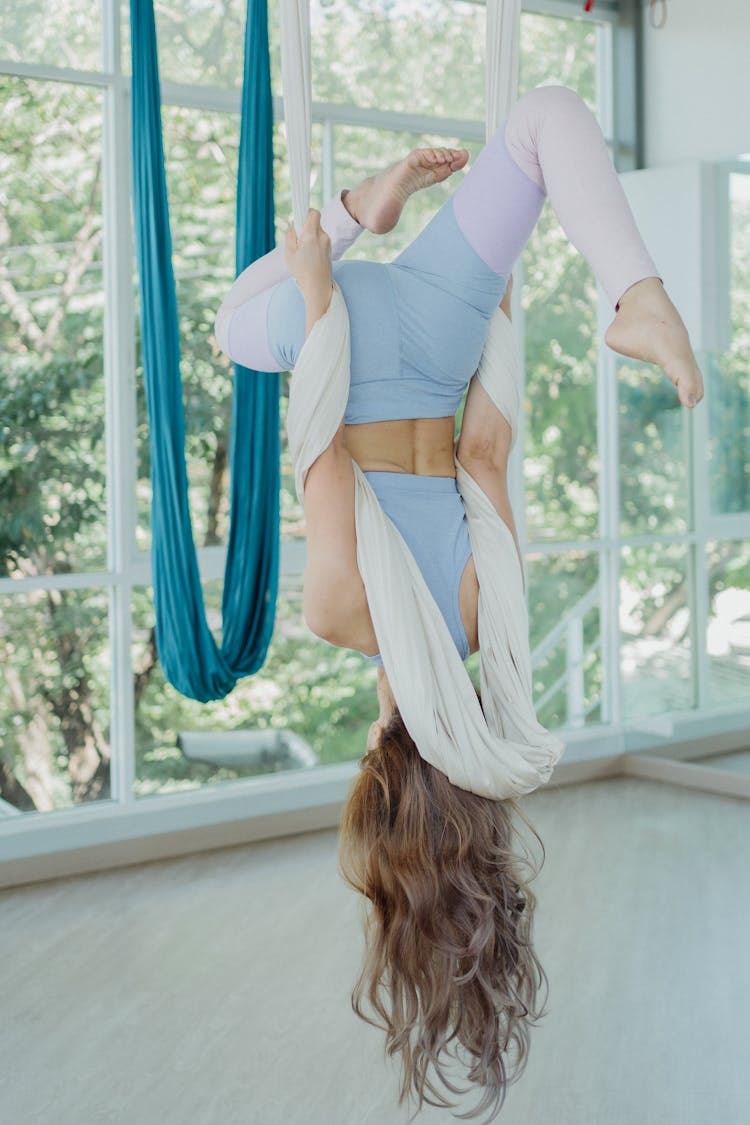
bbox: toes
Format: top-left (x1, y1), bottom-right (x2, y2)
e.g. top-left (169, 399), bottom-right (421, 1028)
top-left (677, 370), bottom-right (705, 409)
top-left (420, 147), bottom-right (464, 165)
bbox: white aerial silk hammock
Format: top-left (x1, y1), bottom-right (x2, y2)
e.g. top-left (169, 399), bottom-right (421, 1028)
top-left (281, 0), bottom-right (565, 800)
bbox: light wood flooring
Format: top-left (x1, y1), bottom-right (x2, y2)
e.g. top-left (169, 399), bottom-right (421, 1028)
top-left (2, 770), bottom-right (749, 1125)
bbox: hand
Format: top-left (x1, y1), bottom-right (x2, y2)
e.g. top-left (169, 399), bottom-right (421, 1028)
top-left (284, 208), bottom-right (333, 295)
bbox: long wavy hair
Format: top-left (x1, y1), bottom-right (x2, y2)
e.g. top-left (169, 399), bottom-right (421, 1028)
top-left (338, 706), bottom-right (548, 1122)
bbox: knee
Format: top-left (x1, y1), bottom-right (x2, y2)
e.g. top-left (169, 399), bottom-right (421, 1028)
top-left (504, 84), bottom-right (593, 191)
top-left (508, 84), bottom-right (591, 144)
top-left (515, 83), bottom-right (588, 118)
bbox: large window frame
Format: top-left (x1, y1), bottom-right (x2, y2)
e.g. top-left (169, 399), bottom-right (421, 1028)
top-left (2, 0), bottom-right (749, 883)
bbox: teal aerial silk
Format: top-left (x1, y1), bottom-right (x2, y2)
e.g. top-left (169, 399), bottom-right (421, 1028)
top-left (130, 0), bottom-right (279, 702)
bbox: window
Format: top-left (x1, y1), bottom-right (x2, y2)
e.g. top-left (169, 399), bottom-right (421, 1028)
top-left (2, 1), bottom-right (745, 842)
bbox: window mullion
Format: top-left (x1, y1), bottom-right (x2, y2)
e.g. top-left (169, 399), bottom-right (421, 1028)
top-left (597, 285), bottom-right (622, 727)
top-left (102, 0), bottom-right (137, 804)
top-left (690, 350), bottom-right (712, 712)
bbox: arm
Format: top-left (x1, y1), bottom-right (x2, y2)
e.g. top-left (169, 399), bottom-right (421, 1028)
top-left (285, 210), bottom-right (378, 655)
top-left (455, 277), bottom-right (525, 581)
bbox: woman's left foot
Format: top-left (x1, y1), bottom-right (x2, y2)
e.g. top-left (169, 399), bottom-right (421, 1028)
top-left (343, 147), bottom-right (469, 234)
top-left (604, 278), bottom-right (705, 409)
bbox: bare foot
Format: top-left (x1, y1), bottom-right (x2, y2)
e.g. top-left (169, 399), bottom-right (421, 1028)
top-left (604, 278), bottom-right (705, 409)
top-left (342, 147), bottom-right (470, 234)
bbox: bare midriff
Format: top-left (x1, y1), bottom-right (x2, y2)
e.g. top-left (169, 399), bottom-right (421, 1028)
top-left (342, 414), bottom-right (480, 654)
top-left (343, 416), bottom-right (456, 476)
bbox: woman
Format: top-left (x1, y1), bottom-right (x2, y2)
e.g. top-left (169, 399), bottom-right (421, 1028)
top-left (216, 85), bottom-right (704, 1120)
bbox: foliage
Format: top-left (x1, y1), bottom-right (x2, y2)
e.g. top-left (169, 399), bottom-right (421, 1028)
top-left (1, 3), bottom-right (748, 815)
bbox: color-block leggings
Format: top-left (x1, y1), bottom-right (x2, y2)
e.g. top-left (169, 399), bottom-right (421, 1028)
top-left (215, 83), bottom-right (660, 371)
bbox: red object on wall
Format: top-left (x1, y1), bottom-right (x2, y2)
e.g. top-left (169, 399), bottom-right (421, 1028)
top-left (584, 1), bottom-right (668, 26)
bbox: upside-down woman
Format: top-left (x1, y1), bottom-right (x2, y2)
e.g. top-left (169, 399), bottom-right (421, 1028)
top-left (215, 84), bottom-right (703, 1121)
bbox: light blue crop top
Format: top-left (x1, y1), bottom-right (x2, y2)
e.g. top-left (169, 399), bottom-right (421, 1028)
top-left (265, 198), bottom-right (507, 424)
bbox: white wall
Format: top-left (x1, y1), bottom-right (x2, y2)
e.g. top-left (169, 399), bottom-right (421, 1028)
top-left (642, 0), bottom-right (750, 166)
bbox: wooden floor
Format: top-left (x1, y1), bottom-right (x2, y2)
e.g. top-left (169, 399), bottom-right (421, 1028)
top-left (2, 770), bottom-right (749, 1125)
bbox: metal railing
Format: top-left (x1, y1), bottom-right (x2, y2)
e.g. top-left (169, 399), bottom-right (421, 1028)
top-left (531, 582), bottom-right (602, 727)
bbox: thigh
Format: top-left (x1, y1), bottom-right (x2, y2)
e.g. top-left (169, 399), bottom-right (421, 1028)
top-left (451, 116), bottom-right (547, 276)
top-left (391, 190), bottom-right (507, 310)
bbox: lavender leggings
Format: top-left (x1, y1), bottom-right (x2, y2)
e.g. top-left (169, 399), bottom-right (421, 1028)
top-left (215, 84), bottom-right (660, 372)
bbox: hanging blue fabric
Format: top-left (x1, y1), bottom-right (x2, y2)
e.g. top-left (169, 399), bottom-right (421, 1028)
top-left (130, 0), bottom-right (279, 703)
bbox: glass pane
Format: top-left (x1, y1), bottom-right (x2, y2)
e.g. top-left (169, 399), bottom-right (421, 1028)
top-left (519, 13), bottom-right (598, 108)
top-left (707, 539), bottom-right (750, 706)
top-left (620, 543), bottom-right (695, 718)
top-left (708, 172), bottom-right (750, 516)
top-left (0, 78), bottom-right (106, 579)
top-left (0, 587), bottom-right (111, 814)
top-left (523, 219), bottom-right (599, 543)
top-left (618, 360), bottom-right (689, 537)
top-left (122, 0), bottom-right (246, 87)
top-left (0, 0), bottom-right (101, 71)
top-left (520, 17), bottom-right (599, 544)
top-left (527, 551), bottom-right (602, 730)
top-left (132, 576), bottom-right (377, 797)
top-left (306, 0), bottom-right (486, 119)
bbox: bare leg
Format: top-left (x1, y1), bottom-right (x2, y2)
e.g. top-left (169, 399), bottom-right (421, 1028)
top-left (604, 278), bottom-right (704, 407)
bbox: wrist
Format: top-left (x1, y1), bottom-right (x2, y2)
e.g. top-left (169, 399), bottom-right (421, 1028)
top-left (302, 281), bottom-right (334, 334)
top-left (297, 273), bottom-right (333, 299)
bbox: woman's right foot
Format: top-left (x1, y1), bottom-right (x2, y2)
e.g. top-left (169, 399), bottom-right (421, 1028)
top-left (342, 147), bottom-right (469, 234)
top-left (604, 278), bottom-right (705, 409)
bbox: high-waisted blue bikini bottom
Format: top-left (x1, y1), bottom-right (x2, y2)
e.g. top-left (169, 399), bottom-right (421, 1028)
top-left (361, 471), bottom-right (473, 665)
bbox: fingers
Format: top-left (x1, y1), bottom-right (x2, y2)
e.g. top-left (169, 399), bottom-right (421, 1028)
top-left (286, 209), bottom-right (330, 242)
top-left (302, 208), bottom-right (325, 236)
top-left (286, 208), bottom-right (320, 233)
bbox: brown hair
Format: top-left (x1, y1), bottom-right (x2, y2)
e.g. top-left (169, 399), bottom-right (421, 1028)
top-left (338, 707), bottom-right (548, 1122)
